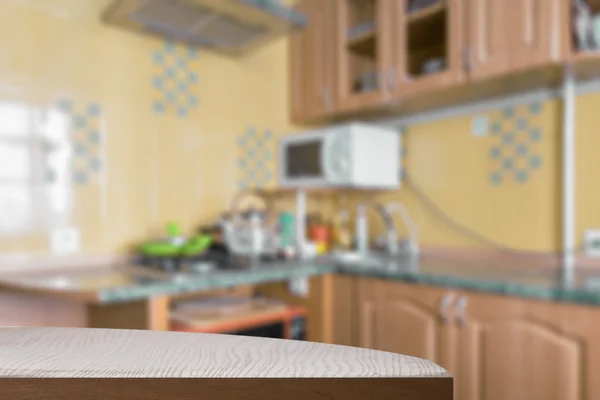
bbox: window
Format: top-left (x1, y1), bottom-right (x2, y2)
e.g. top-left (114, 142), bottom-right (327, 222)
top-left (0, 101), bottom-right (72, 236)
top-left (0, 101), bottom-right (35, 235)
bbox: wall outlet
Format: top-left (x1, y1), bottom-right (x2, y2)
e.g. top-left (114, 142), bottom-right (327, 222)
top-left (584, 230), bottom-right (600, 258)
top-left (288, 278), bottom-right (309, 298)
top-left (472, 116), bottom-right (488, 137)
top-left (49, 227), bottom-right (80, 255)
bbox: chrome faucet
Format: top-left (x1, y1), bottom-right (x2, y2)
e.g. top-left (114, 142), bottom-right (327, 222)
top-left (386, 202), bottom-right (419, 256)
top-left (355, 201), bottom-right (398, 256)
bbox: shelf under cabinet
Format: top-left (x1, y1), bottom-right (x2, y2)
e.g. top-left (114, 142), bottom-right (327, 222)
top-left (406, 2), bottom-right (448, 79)
top-left (347, 32), bottom-right (377, 57)
top-left (407, 1), bottom-right (446, 24)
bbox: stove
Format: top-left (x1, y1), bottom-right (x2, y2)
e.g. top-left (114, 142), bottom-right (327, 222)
top-left (134, 244), bottom-right (282, 274)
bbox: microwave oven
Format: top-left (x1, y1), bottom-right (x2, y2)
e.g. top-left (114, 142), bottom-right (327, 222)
top-left (278, 123), bottom-right (401, 189)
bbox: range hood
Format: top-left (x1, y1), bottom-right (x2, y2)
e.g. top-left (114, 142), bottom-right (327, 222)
top-left (103, 0), bottom-right (306, 56)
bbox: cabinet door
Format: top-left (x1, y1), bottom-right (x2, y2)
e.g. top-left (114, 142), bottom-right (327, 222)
top-left (507, 0), bottom-right (566, 72)
top-left (457, 292), bottom-right (586, 400)
top-left (333, 0), bottom-right (394, 112)
top-left (289, 0), bottom-right (334, 123)
top-left (331, 274), bottom-right (358, 347)
top-left (356, 278), bottom-right (378, 349)
top-left (390, 0), bottom-right (466, 96)
top-left (467, 0), bottom-right (511, 81)
top-left (357, 279), bottom-right (456, 370)
top-left (468, 0), bottom-right (567, 83)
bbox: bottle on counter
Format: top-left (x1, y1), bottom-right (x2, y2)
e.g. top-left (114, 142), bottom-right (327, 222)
top-left (332, 210), bottom-right (352, 251)
top-left (307, 213), bottom-right (331, 255)
top-left (278, 211), bottom-right (297, 259)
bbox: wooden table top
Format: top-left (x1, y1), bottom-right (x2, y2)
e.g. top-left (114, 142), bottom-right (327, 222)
top-left (0, 327), bottom-right (449, 379)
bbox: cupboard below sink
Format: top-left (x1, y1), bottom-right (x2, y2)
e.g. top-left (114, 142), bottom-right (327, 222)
top-left (332, 275), bottom-right (600, 400)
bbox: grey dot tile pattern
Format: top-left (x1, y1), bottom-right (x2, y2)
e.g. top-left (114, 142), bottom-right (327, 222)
top-left (487, 101), bottom-right (544, 185)
top-left (152, 40), bottom-right (200, 118)
top-left (237, 127), bottom-right (275, 190)
top-left (48, 97), bottom-right (104, 186)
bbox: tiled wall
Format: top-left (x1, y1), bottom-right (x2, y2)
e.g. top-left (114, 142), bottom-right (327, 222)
top-left (236, 127), bottom-right (276, 190)
top-left (483, 101), bottom-right (545, 185)
top-left (0, 0), bottom-right (296, 256)
top-left (2, 0), bottom-right (599, 258)
top-left (370, 92), bottom-right (600, 252)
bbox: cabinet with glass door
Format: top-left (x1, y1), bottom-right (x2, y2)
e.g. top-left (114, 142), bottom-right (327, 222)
top-left (333, 0), bottom-right (394, 112)
top-left (389, 0), bottom-right (465, 97)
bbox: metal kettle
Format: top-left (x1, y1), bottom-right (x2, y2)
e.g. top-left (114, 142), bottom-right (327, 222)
top-left (220, 189), bottom-right (279, 258)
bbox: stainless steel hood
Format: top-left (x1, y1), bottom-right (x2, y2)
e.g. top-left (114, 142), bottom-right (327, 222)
top-left (102, 0), bottom-right (306, 56)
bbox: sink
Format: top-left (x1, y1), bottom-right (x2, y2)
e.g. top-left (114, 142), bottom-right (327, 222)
top-left (329, 251), bottom-right (388, 269)
top-left (330, 251), bottom-right (420, 272)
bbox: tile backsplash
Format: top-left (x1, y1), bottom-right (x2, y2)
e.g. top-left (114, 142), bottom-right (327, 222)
top-left (0, 0), bottom-right (294, 257)
top-left (2, 0), bottom-right (600, 259)
top-left (236, 127), bottom-right (276, 190)
top-left (485, 101), bottom-right (544, 186)
top-left (151, 40), bottom-right (200, 118)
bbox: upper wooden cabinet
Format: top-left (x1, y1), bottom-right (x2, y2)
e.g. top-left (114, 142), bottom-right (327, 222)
top-left (391, 0), bottom-right (466, 96)
top-left (288, 0), bottom-right (335, 123)
top-left (466, 0), bottom-right (511, 81)
top-left (289, 0), bottom-right (570, 123)
top-left (332, 0), bottom-right (393, 112)
top-left (570, 0), bottom-right (600, 79)
top-left (507, 0), bottom-right (567, 71)
top-left (468, 0), bottom-right (567, 82)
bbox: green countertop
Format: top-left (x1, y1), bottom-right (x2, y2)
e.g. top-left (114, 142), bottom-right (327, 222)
top-left (337, 255), bottom-right (600, 306)
top-left (0, 260), bottom-right (336, 304)
top-left (3, 255), bottom-right (600, 306)
top-left (84, 255), bottom-right (600, 305)
top-left (99, 261), bottom-right (336, 303)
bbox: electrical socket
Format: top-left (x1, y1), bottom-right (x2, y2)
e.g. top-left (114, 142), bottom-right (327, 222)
top-left (584, 230), bottom-right (600, 258)
top-left (472, 116), bottom-right (488, 137)
top-left (49, 227), bottom-right (80, 255)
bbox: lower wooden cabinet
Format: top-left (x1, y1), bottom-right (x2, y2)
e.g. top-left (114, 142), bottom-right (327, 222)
top-left (457, 291), bottom-right (600, 400)
top-left (332, 276), bottom-right (600, 400)
top-left (356, 278), bottom-right (455, 371)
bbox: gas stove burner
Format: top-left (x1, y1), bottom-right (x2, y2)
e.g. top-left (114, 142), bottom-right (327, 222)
top-left (134, 249), bottom-right (286, 274)
top-left (135, 247), bottom-right (248, 273)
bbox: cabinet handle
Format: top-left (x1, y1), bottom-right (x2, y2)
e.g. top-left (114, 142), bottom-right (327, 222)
top-left (377, 71), bottom-right (386, 95)
top-left (321, 88), bottom-right (332, 111)
top-left (462, 47), bottom-right (473, 72)
top-left (455, 296), bottom-right (468, 326)
top-left (439, 293), bottom-right (455, 324)
top-left (387, 69), bottom-right (397, 92)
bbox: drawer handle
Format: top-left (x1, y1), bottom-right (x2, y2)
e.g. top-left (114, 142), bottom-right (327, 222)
top-left (387, 69), bottom-right (397, 92)
top-left (456, 296), bottom-right (468, 326)
top-left (321, 88), bottom-right (332, 110)
top-left (439, 293), bottom-right (454, 324)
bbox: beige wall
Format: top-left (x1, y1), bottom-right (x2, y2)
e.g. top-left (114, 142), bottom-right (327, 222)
top-left (1, 0), bottom-right (598, 259)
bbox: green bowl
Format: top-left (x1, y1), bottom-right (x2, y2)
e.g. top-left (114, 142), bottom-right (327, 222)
top-left (140, 235), bottom-right (213, 257)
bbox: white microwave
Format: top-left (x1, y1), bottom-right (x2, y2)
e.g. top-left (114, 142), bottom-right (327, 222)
top-left (278, 123), bottom-right (401, 189)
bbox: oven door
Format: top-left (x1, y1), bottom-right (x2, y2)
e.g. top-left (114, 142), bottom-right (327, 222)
top-left (278, 132), bottom-right (341, 188)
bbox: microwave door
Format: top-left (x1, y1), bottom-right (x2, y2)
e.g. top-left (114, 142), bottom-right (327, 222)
top-left (284, 141), bottom-right (324, 184)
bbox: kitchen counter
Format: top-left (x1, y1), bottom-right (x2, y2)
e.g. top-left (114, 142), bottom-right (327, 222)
top-left (2, 254), bottom-right (600, 306)
top-left (338, 254), bottom-right (600, 306)
top-left (0, 260), bottom-right (336, 304)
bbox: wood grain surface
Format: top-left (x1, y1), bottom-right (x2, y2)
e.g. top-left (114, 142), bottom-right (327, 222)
top-left (0, 328), bottom-right (452, 399)
top-left (0, 327), bottom-right (449, 378)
